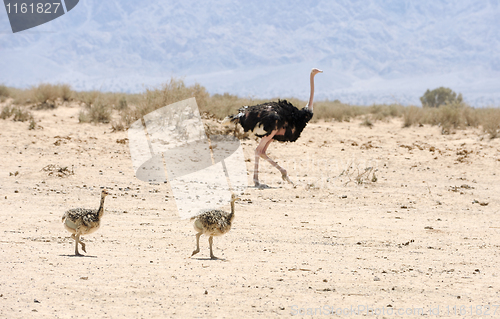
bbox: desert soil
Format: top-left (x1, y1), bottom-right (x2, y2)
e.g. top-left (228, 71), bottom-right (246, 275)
top-left (0, 103), bottom-right (499, 318)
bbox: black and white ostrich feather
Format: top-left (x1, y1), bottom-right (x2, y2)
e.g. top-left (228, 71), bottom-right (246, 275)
top-left (225, 99), bottom-right (313, 142)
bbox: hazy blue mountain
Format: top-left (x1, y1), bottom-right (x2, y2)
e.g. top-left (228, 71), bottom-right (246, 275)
top-left (1, 0), bottom-right (499, 105)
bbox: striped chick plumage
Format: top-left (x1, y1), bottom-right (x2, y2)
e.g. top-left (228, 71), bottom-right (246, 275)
top-left (191, 194), bottom-right (240, 259)
top-left (62, 208), bottom-right (103, 235)
top-left (191, 209), bottom-right (235, 237)
top-left (62, 189), bottom-right (109, 255)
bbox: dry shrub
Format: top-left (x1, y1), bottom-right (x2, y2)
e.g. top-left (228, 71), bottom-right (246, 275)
top-left (403, 105), bottom-right (423, 127)
top-left (79, 100), bottom-right (111, 124)
top-left (111, 121), bottom-right (126, 132)
top-left (313, 100), bottom-right (365, 122)
top-left (78, 110), bottom-right (90, 123)
top-left (77, 90), bottom-right (100, 108)
top-left (207, 93), bottom-right (240, 120)
top-left (405, 102), bottom-right (488, 134)
top-left (0, 84), bottom-right (10, 102)
top-left (60, 84), bottom-right (73, 101)
top-left (370, 104), bottom-right (404, 121)
top-left (33, 83), bottom-right (73, 105)
top-left (117, 96), bottom-right (128, 110)
top-left (360, 116), bottom-right (373, 128)
top-left (437, 103), bottom-right (465, 133)
top-left (420, 107), bottom-right (440, 126)
top-left (482, 108), bottom-right (500, 139)
top-left (12, 107), bottom-right (31, 122)
top-left (5, 81), bottom-right (499, 140)
top-left (28, 115), bottom-right (37, 130)
top-left (11, 87), bottom-right (33, 105)
top-left (133, 78), bottom-right (210, 121)
top-left (1, 105), bottom-right (12, 119)
top-left (460, 106), bottom-right (480, 128)
top-left (206, 92), bottom-right (258, 120)
top-left (119, 108), bottom-right (137, 127)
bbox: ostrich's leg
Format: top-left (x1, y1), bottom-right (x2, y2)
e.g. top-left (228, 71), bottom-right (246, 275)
top-left (79, 238), bottom-right (86, 253)
top-left (253, 135), bottom-right (272, 187)
top-left (70, 234), bottom-right (77, 254)
top-left (191, 232), bottom-right (202, 256)
top-left (261, 138), bottom-right (293, 184)
top-left (254, 130), bottom-right (292, 186)
top-left (74, 233), bottom-right (83, 256)
top-left (208, 236), bottom-right (217, 259)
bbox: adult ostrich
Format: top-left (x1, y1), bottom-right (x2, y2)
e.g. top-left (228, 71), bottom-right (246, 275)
top-left (222, 68), bottom-right (323, 188)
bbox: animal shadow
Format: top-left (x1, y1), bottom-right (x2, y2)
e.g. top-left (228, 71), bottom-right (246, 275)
top-left (190, 256), bottom-right (228, 262)
top-left (59, 254), bottom-right (97, 258)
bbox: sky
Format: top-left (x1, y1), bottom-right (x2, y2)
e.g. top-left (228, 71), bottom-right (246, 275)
top-left (1, 0), bottom-right (499, 106)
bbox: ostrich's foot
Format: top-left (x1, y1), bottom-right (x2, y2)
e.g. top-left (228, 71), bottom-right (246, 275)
top-left (281, 172), bottom-right (293, 184)
top-left (254, 180), bottom-right (270, 189)
top-left (80, 241), bottom-right (86, 253)
top-left (191, 249), bottom-right (200, 256)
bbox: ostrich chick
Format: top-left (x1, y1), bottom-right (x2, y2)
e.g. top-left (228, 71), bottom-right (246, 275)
top-left (191, 194), bottom-right (240, 259)
top-left (62, 189), bottom-right (109, 256)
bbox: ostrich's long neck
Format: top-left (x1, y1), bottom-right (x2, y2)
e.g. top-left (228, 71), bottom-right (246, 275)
top-left (98, 195), bottom-right (106, 218)
top-left (306, 72), bottom-right (316, 112)
top-left (228, 199), bottom-right (236, 221)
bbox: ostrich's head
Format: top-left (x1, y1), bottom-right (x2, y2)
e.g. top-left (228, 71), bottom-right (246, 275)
top-left (230, 193), bottom-right (241, 203)
top-left (311, 68), bottom-right (323, 75)
top-left (101, 189), bottom-right (110, 197)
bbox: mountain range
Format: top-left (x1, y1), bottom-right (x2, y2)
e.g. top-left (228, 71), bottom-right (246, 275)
top-left (1, 0), bottom-right (499, 106)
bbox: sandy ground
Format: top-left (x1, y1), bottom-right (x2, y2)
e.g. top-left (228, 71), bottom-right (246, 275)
top-left (0, 102), bottom-right (499, 318)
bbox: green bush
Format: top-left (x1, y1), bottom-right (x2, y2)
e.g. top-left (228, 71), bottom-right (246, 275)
top-left (420, 87), bottom-right (463, 108)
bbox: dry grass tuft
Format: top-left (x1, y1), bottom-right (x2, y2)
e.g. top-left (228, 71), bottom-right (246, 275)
top-left (12, 107), bottom-right (31, 122)
top-left (28, 115), bottom-right (37, 130)
top-left (436, 103), bottom-right (466, 134)
top-left (3, 80), bottom-right (500, 137)
top-left (313, 100), bottom-right (365, 122)
top-left (79, 99), bottom-right (112, 124)
top-left (482, 108), bottom-right (500, 139)
top-left (206, 93), bottom-right (256, 120)
top-left (134, 78), bottom-right (210, 120)
top-left (403, 105), bottom-right (423, 127)
top-left (32, 83), bottom-right (73, 107)
top-left (360, 116), bottom-right (373, 128)
top-left (77, 90), bottom-right (100, 108)
top-left (1, 105), bottom-right (13, 119)
top-left (0, 84), bottom-right (10, 102)
top-left (117, 96), bottom-right (128, 110)
top-left (369, 104), bottom-right (404, 121)
top-left (111, 121), bottom-right (126, 132)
